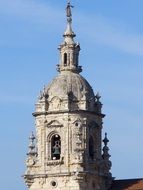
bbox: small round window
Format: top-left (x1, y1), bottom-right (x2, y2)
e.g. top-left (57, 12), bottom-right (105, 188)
top-left (51, 180), bottom-right (57, 188)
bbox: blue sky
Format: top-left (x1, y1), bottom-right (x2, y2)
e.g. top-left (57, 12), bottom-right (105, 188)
top-left (0, 0), bottom-right (143, 189)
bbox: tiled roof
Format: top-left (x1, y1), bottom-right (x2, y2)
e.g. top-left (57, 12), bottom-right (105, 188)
top-left (109, 178), bottom-right (143, 190)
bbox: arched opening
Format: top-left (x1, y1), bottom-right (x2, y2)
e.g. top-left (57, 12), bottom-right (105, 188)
top-left (64, 53), bottom-right (67, 66)
top-left (51, 134), bottom-right (61, 160)
top-left (89, 136), bottom-right (94, 160)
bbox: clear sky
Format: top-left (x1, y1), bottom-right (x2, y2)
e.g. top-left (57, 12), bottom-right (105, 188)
top-left (0, 0), bottom-right (143, 189)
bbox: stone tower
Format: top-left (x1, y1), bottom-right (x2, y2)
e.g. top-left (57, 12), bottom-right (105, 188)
top-left (24, 2), bottom-right (112, 190)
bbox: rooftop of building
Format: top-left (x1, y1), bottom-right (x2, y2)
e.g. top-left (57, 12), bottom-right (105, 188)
top-left (109, 178), bottom-right (143, 190)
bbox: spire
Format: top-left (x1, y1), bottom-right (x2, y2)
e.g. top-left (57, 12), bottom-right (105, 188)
top-left (64, 1), bottom-right (75, 44)
top-left (102, 133), bottom-right (110, 160)
top-left (27, 132), bottom-right (37, 156)
top-left (57, 2), bottom-right (82, 74)
top-left (103, 133), bottom-right (109, 147)
top-left (102, 133), bottom-right (112, 175)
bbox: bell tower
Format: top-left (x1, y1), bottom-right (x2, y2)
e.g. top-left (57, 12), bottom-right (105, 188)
top-left (24, 2), bottom-right (112, 190)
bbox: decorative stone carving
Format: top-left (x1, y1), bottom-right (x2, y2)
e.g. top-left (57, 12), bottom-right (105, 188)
top-left (39, 178), bottom-right (46, 188)
top-left (24, 2), bottom-right (112, 190)
top-left (47, 120), bottom-right (63, 128)
top-left (26, 157), bottom-right (36, 167)
top-left (47, 157), bottom-right (64, 166)
top-left (24, 175), bottom-right (34, 188)
top-left (49, 96), bottom-right (62, 111)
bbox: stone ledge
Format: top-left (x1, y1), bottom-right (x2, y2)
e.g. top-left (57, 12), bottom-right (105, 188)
top-left (47, 160), bottom-right (64, 166)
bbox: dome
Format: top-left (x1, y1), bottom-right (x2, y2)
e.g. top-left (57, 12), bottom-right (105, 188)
top-left (46, 72), bottom-right (95, 101)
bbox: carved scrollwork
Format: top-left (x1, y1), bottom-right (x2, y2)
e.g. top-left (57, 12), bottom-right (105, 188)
top-left (26, 157), bottom-right (36, 167)
top-left (24, 175), bottom-right (34, 188)
top-left (72, 118), bottom-right (84, 159)
top-left (49, 96), bottom-right (62, 111)
top-left (39, 178), bottom-right (46, 188)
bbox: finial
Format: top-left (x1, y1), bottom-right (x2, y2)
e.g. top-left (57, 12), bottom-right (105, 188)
top-left (43, 85), bottom-right (46, 97)
top-left (103, 132), bottom-right (109, 146)
top-left (38, 85), bottom-right (48, 100)
top-left (102, 133), bottom-right (111, 161)
top-left (27, 132), bottom-right (37, 156)
top-left (102, 133), bottom-right (112, 173)
top-left (29, 131), bottom-right (35, 141)
top-left (95, 92), bottom-right (102, 114)
top-left (96, 92), bottom-right (101, 101)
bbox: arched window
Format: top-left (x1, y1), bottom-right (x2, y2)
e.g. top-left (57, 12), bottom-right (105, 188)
top-left (64, 53), bottom-right (67, 66)
top-left (51, 134), bottom-right (61, 160)
top-left (89, 136), bottom-right (94, 160)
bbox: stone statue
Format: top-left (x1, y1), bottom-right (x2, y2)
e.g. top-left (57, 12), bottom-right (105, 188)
top-left (66, 2), bottom-right (74, 18)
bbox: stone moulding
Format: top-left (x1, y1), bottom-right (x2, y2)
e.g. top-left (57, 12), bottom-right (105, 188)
top-left (47, 159), bottom-right (64, 166)
top-left (33, 110), bottom-right (105, 117)
top-left (23, 175), bottom-right (34, 188)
